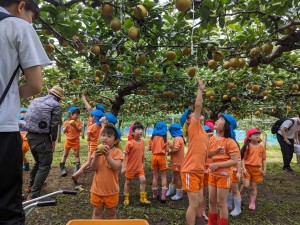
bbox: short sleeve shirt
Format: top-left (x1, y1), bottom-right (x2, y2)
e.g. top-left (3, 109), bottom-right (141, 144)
top-left (124, 139), bottom-right (145, 173)
top-left (181, 117), bottom-right (210, 173)
top-left (244, 144), bottom-right (266, 167)
top-left (170, 137), bottom-right (185, 166)
top-left (148, 136), bottom-right (169, 155)
top-left (278, 118), bottom-right (300, 139)
top-left (209, 135), bottom-right (239, 176)
top-left (90, 148), bottom-right (124, 196)
top-left (63, 120), bottom-right (83, 140)
top-left (87, 123), bottom-right (101, 145)
top-left (0, 7), bottom-right (51, 132)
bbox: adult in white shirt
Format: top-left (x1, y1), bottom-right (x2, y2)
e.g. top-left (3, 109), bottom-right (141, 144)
top-left (0, 1), bottom-right (51, 224)
top-left (276, 115), bottom-right (300, 173)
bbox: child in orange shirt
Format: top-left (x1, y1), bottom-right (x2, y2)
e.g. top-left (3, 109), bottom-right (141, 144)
top-left (122, 122), bottom-right (151, 205)
top-left (207, 113), bottom-right (239, 225)
top-left (72, 110), bottom-right (103, 183)
top-left (240, 128), bottom-right (267, 210)
top-left (18, 115), bottom-right (30, 171)
top-left (180, 79), bottom-right (210, 225)
top-left (60, 107), bottom-right (83, 176)
top-left (148, 121), bottom-right (169, 202)
top-left (90, 124), bottom-right (124, 219)
top-left (166, 123), bottom-right (185, 201)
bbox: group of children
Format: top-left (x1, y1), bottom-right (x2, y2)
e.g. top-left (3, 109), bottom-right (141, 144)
top-left (19, 82), bottom-right (267, 224)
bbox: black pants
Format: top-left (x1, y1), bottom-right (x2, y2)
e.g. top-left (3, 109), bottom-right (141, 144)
top-left (0, 132), bottom-right (25, 225)
top-left (276, 133), bottom-right (295, 169)
top-left (27, 133), bottom-right (53, 199)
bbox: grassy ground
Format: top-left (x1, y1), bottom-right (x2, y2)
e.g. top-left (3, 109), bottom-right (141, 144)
top-left (23, 136), bottom-right (300, 225)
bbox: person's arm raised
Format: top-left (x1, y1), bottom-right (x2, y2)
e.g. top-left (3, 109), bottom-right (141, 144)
top-left (19, 66), bottom-right (43, 99)
top-left (193, 79), bottom-right (205, 122)
top-left (82, 94), bottom-right (93, 112)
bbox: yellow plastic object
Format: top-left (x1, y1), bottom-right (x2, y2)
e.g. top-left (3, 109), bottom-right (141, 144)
top-left (66, 219), bottom-right (150, 225)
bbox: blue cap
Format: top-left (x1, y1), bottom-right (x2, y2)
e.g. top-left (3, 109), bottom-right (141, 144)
top-left (169, 123), bottom-right (183, 137)
top-left (104, 113), bottom-right (118, 125)
top-left (106, 123), bottom-right (121, 140)
top-left (203, 125), bottom-right (211, 132)
top-left (221, 113), bottom-right (237, 140)
top-left (180, 109), bottom-right (190, 127)
top-left (20, 108), bottom-right (27, 113)
top-left (152, 121), bottom-right (167, 136)
top-left (90, 110), bottom-right (104, 125)
top-left (96, 104), bottom-right (105, 113)
top-left (68, 106), bottom-right (79, 112)
top-left (64, 107), bottom-right (80, 120)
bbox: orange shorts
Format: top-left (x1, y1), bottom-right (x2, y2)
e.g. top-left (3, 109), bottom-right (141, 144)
top-left (171, 163), bottom-right (181, 172)
top-left (125, 171), bottom-right (145, 179)
top-left (204, 165), bottom-right (209, 186)
top-left (181, 172), bottom-right (204, 192)
top-left (90, 193), bottom-right (119, 209)
top-left (64, 139), bottom-right (80, 150)
top-left (22, 140), bottom-right (30, 156)
top-left (208, 174), bottom-right (231, 189)
top-left (242, 165), bottom-right (263, 183)
top-left (231, 170), bottom-right (240, 183)
top-left (151, 154), bottom-right (168, 171)
top-left (89, 144), bottom-right (97, 154)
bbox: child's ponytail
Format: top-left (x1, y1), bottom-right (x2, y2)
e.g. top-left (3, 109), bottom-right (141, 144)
top-left (241, 139), bottom-right (251, 159)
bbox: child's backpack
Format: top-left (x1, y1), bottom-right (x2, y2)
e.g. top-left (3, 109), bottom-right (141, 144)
top-left (271, 118), bottom-right (294, 134)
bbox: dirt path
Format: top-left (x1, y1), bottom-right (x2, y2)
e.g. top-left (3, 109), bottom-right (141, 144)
top-left (23, 162), bottom-right (300, 225)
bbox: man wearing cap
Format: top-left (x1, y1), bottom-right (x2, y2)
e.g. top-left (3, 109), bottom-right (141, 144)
top-left (25, 86), bottom-right (63, 199)
top-left (0, 0), bottom-right (51, 223)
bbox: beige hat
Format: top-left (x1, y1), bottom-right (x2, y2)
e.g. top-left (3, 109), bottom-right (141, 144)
top-left (49, 86), bottom-right (64, 98)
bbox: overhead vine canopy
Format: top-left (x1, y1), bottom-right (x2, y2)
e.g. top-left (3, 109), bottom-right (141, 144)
top-left (23, 0), bottom-right (300, 120)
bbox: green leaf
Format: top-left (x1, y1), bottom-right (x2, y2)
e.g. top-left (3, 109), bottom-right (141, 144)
top-left (198, 7), bottom-right (211, 21)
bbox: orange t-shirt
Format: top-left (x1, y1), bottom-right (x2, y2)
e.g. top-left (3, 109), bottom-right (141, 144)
top-left (170, 136), bottom-right (185, 166)
top-left (181, 117), bottom-right (210, 173)
top-left (232, 148), bottom-right (241, 172)
top-left (243, 143), bottom-right (266, 167)
top-left (209, 135), bottom-right (239, 177)
top-left (20, 131), bottom-right (28, 141)
top-left (91, 148), bottom-right (124, 196)
top-left (148, 136), bottom-right (169, 155)
top-left (124, 139), bottom-right (145, 173)
top-left (87, 123), bottom-right (101, 146)
top-left (63, 120), bottom-right (83, 141)
top-left (87, 116), bottom-right (94, 127)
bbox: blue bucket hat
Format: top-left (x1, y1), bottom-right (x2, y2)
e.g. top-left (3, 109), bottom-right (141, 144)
top-left (203, 125), bottom-right (211, 132)
top-left (152, 121), bottom-right (167, 136)
top-left (65, 106), bottom-right (80, 119)
top-left (180, 109), bottom-right (190, 127)
top-left (96, 104), bottom-right (105, 113)
top-left (168, 123), bottom-right (183, 137)
top-left (221, 113), bottom-right (237, 140)
top-left (68, 106), bottom-right (79, 112)
top-left (90, 110), bottom-right (104, 125)
top-left (20, 108), bottom-right (28, 113)
top-left (104, 113), bottom-right (118, 125)
top-left (106, 123), bottom-right (121, 140)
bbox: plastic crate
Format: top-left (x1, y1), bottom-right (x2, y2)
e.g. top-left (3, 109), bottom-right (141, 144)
top-left (66, 219), bottom-right (150, 225)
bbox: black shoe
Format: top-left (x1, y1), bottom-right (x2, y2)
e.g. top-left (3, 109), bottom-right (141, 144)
top-left (284, 168), bottom-right (293, 173)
